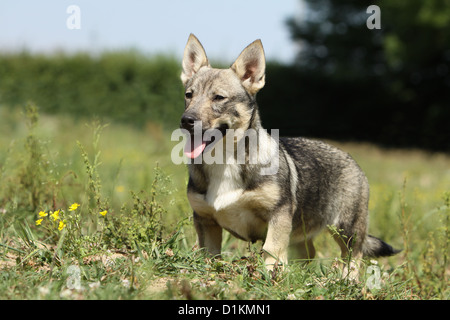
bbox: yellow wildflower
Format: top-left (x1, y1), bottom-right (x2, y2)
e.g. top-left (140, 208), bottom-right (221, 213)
top-left (69, 203), bottom-right (80, 211)
top-left (50, 210), bottom-right (60, 221)
top-left (99, 210), bottom-right (107, 216)
top-left (36, 219), bottom-right (43, 226)
top-left (38, 211), bottom-right (48, 217)
top-left (58, 220), bottom-right (66, 231)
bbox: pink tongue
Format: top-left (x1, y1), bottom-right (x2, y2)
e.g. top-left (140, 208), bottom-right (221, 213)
top-left (184, 137), bottom-right (206, 159)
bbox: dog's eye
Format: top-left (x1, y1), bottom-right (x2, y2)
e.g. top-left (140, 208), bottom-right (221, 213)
top-left (185, 92), bottom-right (193, 99)
top-left (213, 95), bottom-right (226, 102)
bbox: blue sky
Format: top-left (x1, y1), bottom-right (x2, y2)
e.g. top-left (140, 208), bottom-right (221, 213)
top-left (0, 0), bottom-right (302, 63)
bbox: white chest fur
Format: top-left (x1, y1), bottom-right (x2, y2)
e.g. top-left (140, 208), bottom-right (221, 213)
top-left (204, 163), bottom-right (243, 211)
top-left (187, 162), bottom-right (280, 242)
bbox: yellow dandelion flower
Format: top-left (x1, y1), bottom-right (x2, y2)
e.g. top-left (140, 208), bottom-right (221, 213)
top-left (99, 210), bottom-right (107, 216)
top-left (38, 211), bottom-right (48, 217)
top-left (36, 219), bottom-right (43, 226)
top-left (58, 220), bottom-right (66, 231)
top-left (50, 210), bottom-right (60, 221)
top-left (69, 203), bottom-right (80, 211)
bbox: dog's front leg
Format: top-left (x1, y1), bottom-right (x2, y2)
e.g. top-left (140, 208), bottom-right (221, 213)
top-left (262, 207), bottom-right (292, 270)
top-left (193, 212), bottom-right (222, 256)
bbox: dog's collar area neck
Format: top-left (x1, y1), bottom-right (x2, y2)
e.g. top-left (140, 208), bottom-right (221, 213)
top-left (247, 103), bottom-right (259, 131)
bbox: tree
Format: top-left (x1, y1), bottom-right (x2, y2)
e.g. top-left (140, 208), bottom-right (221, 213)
top-left (281, 0), bottom-right (450, 150)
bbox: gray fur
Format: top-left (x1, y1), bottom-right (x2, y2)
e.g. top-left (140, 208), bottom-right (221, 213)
top-left (179, 34), bottom-right (399, 274)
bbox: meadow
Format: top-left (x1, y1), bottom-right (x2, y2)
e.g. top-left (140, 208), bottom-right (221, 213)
top-left (0, 104), bottom-right (448, 300)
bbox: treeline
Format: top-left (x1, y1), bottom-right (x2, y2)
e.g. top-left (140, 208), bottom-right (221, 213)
top-left (282, 0), bottom-right (450, 152)
top-left (0, 52), bottom-right (448, 151)
top-left (0, 51), bottom-right (184, 129)
top-left (259, 64), bottom-right (450, 152)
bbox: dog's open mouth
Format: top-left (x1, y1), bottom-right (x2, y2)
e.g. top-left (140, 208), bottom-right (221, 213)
top-left (184, 124), bottom-right (228, 159)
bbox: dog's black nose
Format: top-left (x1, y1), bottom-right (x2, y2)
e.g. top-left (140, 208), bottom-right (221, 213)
top-left (180, 114), bottom-right (197, 130)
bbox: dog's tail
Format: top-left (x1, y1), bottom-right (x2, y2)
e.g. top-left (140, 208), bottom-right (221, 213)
top-left (363, 235), bottom-right (401, 257)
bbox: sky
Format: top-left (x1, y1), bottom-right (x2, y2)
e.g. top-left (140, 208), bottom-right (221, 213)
top-left (0, 1), bottom-right (302, 63)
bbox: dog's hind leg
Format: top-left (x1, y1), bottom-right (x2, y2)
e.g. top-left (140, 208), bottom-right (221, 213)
top-left (331, 230), bottom-right (363, 280)
top-left (329, 215), bottom-right (367, 281)
top-left (330, 178), bottom-right (370, 280)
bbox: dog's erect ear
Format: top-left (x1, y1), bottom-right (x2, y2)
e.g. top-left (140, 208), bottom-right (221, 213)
top-left (181, 34), bottom-right (210, 85)
top-left (231, 40), bottom-right (266, 95)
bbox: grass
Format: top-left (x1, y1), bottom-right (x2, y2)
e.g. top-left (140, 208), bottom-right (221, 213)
top-left (0, 105), bottom-right (448, 300)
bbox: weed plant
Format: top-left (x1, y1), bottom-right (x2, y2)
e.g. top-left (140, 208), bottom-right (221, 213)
top-left (0, 106), bottom-right (448, 300)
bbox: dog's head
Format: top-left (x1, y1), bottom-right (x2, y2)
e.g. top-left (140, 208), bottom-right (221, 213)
top-left (180, 34), bottom-right (266, 159)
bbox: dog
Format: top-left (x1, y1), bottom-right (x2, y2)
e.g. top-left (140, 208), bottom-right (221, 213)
top-left (179, 34), bottom-right (399, 276)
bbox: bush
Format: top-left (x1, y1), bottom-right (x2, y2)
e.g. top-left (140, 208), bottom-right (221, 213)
top-left (0, 51), bottom-right (184, 128)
